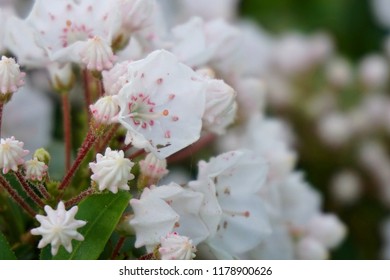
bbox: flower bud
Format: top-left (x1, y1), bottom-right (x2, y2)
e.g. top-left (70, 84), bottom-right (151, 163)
top-left (295, 236), bottom-right (328, 260)
top-left (158, 232), bottom-right (197, 260)
top-left (33, 148), bottom-right (51, 165)
top-left (47, 62), bottom-right (74, 92)
top-left (0, 56), bottom-right (25, 102)
top-left (138, 153), bottom-right (169, 188)
top-left (305, 214), bottom-right (347, 249)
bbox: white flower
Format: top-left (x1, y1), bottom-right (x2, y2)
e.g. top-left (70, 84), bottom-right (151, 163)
top-left (330, 170), bottom-right (362, 205)
top-left (278, 172), bottom-right (321, 230)
top-left (89, 148), bottom-right (135, 193)
top-left (295, 236), bottom-right (328, 260)
top-left (117, 50), bottom-right (206, 158)
top-left (243, 114), bottom-right (297, 182)
top-left (118, 0), bottom-right (156, 33)
top-left (139, 153), bottom-right (169, 181)
top-left (177, 0), bottom-right (239, 21)
top-left (0, 136), bottom-right (29, 174)
top-left (0, 56), bottom-right (25, 95)
top-left (24, 157), bottom-right (48, 181)
top-left (358, 54), bottom-right (389, 90)
top-left (30, 201), bottom-right (86, 256)
top-left (202, 78), bottom-right (237, 135)
top-left (305, 214), bottom-right (347, 249)
top-left (80, 36), bottom-right (116, 71)
top-left (23, 0), bottom-right (121, 66)
top-left (102, 61), bottom-right (130, 96)
top-left (170, 17), bottom-right (240, 69)
top-left (47, 62), bottom-right (74, 91)
top-left (317, 112), bottom-right (352, 147)
top-left (189, 149), bottom-right (271, 257)
top-left (90, 95), bottom-right (120, 124)
top-left (130, 183), bottom-right (208, 249)
top-left (159, 232), bottom-right (196, 260)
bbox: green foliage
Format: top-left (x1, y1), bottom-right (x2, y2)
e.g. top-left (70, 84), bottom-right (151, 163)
top-left (0, 231), bottom-right (17, 260)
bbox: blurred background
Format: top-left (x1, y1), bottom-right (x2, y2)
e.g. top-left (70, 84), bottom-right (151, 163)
top-left (238, 0), bottom-right (390, 259)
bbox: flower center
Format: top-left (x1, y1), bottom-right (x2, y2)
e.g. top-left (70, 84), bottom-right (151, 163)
top-left (60, 20), bottom-right (93, 47)
top-left (127, 93), bottom-right (169, 130)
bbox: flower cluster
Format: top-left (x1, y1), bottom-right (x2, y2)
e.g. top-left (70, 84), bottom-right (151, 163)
top-left (0, 0), bottom-right (352, 260)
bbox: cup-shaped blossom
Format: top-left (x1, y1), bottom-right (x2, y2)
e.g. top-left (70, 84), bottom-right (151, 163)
top-left (0, 56), bottom-right (25, 97)
top-left (159, 232), bottom-right (196, 260)
top-left (118, 0), bottom-right (156, 33)
top-left (139, 153), bottom-right (169, 186)
top-left (90, 95), bottom-right (120, 124)
top-left (295, 236), bottom-right (328, 260)
top-left (171, 17), bottom-right (240, 69)
top-left (30, 201), bottom-right (87, 256)
top-left (130, 183), bottom-right (208, 249)
top-left (189, 149), bottom-right (271, 258)
top-left (24, 157), bottom-right (48, 181)
top-left (80, 36), bottom-right (116, 71)
top-left (47, 62), bottom-right (74, 92)
top-left (102, 61), bottom-right (130, 96)
top-left (117, 50), bottom-right (206, 158)
top-left (202, 78), bottom-right (237, 135)
top-left (0, 136), bottom-right (29, 174)
top-left (23, 0), bottom-right (121, 67)
top-left (89, 148), bottom-right (135, 194)
top-left (305, 214), bottom-right (347, 249)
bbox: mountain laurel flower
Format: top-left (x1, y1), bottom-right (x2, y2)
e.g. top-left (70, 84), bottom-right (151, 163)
top-left (139, 153), bottom-right (169, 186)
top-left (118, 0), bottom-right (156, 33)
top-left (202, 78), bottom-right (237, 135)
top-left (117, 50), bottom-right (206, 158)
top-left (295, 236), bottom-right (328, 260)
top-left (24, 0), bottom-right (121, 66)
top-left (171, 17), bottom-right (240, 69)
top-left (159, 232), bottom-right (197, 260)
top-left (89, 148), bottom-right (135, 193)
top-left (0, 56), bottom-right (25, 97)
top-left (0, 136), bottom-right (29, 174)
top-left (305, 214), bottom-right (347, 249)
top-left (47, 62), bottom-right (75, 92)
top-left (90, 95), bottom-right (120, 124)
top-left (80, 36), bottom-right (116, 71)
top-left (189, 149), bottom-right (271, 258)
top-left (130, 183), bottom-right (208, 249)
top-left (24, 157), bottom-right (48, 181)
top-left (102, 61), bottom-right (130, 96)
top-left (31, 201), bottom-right (86, 256)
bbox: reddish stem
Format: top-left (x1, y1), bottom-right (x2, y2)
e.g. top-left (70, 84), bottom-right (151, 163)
top-left (0, 174), bottom-right (36, 217)
top-left (111, 236), bottom-right (126, 260)
top-left (14, 171), bottom-right (45, 208)
top-left (37, 184), bottom-right (50, 200)
top-left (97, 78), bottom-right (104, 97)
top-left (129, 149), bottom-right (146, 160)
top-left (61, 93), bottom-right (72, 172)
top-left (64, 187), bottom-right (95, 208)
top-left (58, 129), bottom-right (98, 192)
top-left (95, 123), bottom-right (120, 153)
top-left (167, 133), bottom-right (217, 164)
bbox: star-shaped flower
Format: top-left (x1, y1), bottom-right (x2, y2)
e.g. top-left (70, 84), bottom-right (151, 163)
top-left (31, 201), bottom-right (86, 256)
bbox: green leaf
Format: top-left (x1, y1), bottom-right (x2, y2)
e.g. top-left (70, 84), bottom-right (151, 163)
top-left (41, 191), bottom-right (131, 260)
top-left (0, 231), bottom-right (17, 260)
